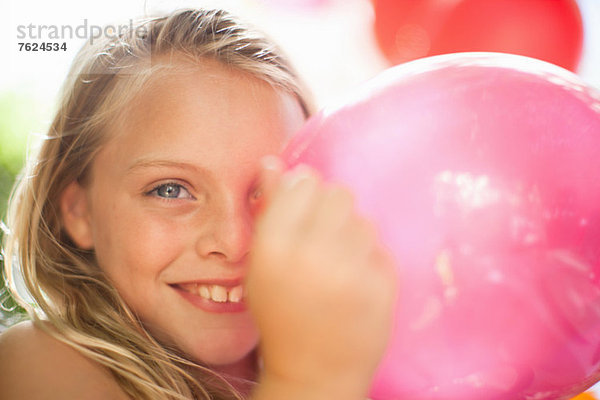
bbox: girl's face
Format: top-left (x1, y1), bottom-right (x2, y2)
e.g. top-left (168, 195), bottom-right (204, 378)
top-left (83, 60), bottom-right (305, 372)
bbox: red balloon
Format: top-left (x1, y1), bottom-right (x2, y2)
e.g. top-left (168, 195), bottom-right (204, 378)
top-left (373, 0), bottom-right (584, 72)
top-left (282, 53), bottom-right (600, 399)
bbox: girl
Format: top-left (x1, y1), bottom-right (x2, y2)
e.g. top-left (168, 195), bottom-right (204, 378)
top-left (0, 8), bottom-right (396, 400)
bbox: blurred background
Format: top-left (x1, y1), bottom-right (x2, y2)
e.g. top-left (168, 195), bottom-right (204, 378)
top-left (1, 0), bottom-right (600, 395)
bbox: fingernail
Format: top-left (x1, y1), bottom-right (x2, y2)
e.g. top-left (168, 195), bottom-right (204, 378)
top-left (284, 164), bottom-right (317, 186)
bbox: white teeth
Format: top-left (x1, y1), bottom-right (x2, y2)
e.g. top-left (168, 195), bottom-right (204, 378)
top-left (210, 285), bottom-right (228, 303)
top-left (184, 283), bottom-right (244, 303)
top-left (198, 285), bottom-right (211, 300)
top-left (228, 285), bottom-right (243, 303)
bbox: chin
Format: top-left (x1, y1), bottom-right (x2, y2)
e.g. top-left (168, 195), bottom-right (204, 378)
top-left (187, 331), bottom-right (259, 368)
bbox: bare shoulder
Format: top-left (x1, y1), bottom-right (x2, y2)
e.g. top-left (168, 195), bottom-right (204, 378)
top-left (0, 320), bottom-right (130, 399)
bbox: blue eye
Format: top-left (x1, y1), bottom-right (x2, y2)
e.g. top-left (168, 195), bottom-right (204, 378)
top-left (148, 182), bottom-right (193, 200)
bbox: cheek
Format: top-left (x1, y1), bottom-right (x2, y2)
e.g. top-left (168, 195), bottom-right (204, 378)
top-left (92, 197), bottom-right (186, 290)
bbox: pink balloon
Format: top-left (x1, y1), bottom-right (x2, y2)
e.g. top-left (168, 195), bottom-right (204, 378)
top-left (282, 53), bottom-right (600, 399)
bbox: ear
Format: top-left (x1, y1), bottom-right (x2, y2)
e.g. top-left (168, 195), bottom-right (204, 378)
top-left (60, 181), bottom-right (94, 250)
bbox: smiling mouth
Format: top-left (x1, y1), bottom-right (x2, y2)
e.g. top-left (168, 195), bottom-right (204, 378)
top-left (175, 283), bottom-right (245, 304)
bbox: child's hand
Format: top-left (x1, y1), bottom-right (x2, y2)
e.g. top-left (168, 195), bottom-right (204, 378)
top-left (247, 156), bottom-right (398, 400)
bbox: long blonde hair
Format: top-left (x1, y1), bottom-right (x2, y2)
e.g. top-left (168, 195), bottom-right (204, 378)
top-left (2, 8), bottom-right (311, 399)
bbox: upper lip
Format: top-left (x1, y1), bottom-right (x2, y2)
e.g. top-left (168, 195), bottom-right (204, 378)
top-left (169, 278), bottom-right (244, 288)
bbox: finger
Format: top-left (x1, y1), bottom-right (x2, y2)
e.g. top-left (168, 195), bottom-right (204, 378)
top-left (369, 244), bottom-right (400, 298)
top-left (308, 184), bottom-right (355, 238)
top-left (269, 165), bottom-right (321, 230)
top-left (342, 216), bottom-right (378, 265)
top-left (258, 155), bottom-right (285, 205)
top-left (256, 164), bottom-right (322, 238)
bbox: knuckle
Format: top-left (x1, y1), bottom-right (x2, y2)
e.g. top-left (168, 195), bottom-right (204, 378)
top-left (296, 240), bottom-right (325, 267)
top-left (350, 217), bottom-right (377, 247)
top-left (331, 183), bottom-right (354, 199)
top-left (328, 184), bottom-right (355, 208)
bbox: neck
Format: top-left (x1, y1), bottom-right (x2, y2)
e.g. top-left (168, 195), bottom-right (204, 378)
top-left (214, 351), bottom-right (258, 381)
top-left (193, 350), bottom-right (259, 395)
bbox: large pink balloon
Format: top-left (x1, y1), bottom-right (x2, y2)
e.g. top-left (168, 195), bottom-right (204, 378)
top-left (281, 53), bottom-right (600, 399)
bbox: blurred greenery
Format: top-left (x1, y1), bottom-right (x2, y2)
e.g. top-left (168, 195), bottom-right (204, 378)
top-left (0, 91), bottom-right (48, 328)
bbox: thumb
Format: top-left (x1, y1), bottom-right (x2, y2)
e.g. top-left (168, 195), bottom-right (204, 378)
top-left (257, 155), bottom-right (285, 211)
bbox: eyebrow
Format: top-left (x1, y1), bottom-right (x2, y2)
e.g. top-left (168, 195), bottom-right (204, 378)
top-left (126, 158), bottom-right (209, 175)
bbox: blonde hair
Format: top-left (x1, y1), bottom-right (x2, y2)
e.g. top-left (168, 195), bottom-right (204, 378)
top-left (2, 8), bottom-right (311, 399)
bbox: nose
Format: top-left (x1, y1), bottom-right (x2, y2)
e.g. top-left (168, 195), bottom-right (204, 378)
top-left (195, 195), bottom-right (253, 265)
